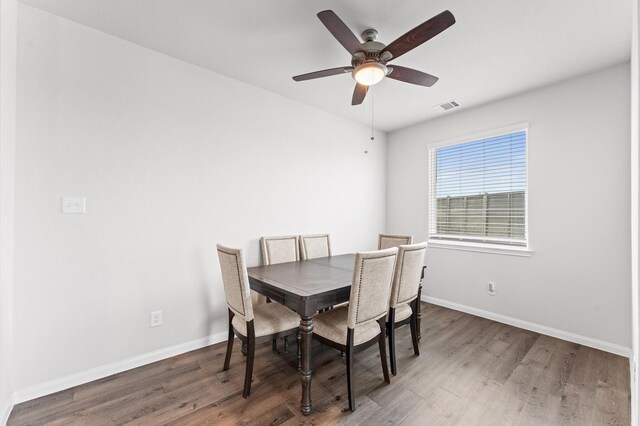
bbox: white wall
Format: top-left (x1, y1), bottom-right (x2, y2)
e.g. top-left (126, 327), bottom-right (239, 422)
top-left (387, 63), bottom-right (631, 354)
top-left (13, 5), bottom-right (386, 398)
top-left (0, 0), bottom-right (17, 421)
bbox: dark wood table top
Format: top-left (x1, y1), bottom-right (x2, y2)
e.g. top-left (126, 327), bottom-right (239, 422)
top-left (247, 253), bottom-right (355, 316)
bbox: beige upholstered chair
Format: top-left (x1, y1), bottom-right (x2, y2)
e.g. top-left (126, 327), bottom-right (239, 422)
top-left (299, 234), bottom-right (331, 260)
top-left (378, 234), bottom-right (413, 250)
top-left (313, 247), bottom-right (398, 411)
top-left (217, 244), bottom-right (300, 398)
top-left (260, 235), bottom-right (300, 265)
top-left (387, 242), bottom-right (428, 376)
top-left (260, 235), bottom-right (301, 352)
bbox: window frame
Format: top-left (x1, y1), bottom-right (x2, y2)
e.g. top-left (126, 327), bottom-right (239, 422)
top-left (427, 123), bottom-right (531, 256)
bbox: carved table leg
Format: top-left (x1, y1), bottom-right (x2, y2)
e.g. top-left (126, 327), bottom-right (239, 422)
top-left (300, 316), bottom-right (313, 416)
top-left (296, 331), bottom-right (301, 371)
top-left (267, 299), bottom-right (277, 352)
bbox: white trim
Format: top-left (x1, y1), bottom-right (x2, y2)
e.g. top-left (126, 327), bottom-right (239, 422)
top-left (423, 295), bottom-right (632, 358)
top-left (12, 331), bottom-right (228, 405)
top-left (1, 394), bottom-right (13, 426)
top-left (0, 0), bottom-right (17, 424)
top-left (631, 2), bottom-right (639, 425)
top-left (428, 239), bottom-right (533, 257)
top-left (424, 122), bottom-right (530, 149)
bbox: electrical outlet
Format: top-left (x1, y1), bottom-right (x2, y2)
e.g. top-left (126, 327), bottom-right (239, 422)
top-left (150, 310), bottom-right (163, 327)
top-left (487, 281), bottom-right (496, 296)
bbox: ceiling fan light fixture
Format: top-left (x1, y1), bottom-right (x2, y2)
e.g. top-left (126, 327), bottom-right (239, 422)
top-left (352, 62), bottom-right (388, 86)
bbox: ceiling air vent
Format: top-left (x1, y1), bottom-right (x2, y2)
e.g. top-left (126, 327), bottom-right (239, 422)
top-left (434, 101), bottom-right (460, 112)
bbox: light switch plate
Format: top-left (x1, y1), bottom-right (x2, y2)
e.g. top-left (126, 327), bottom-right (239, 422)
top-left (62, 196), bottom-right (86, 214)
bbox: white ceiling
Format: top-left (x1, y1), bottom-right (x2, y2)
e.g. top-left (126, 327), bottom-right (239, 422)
top-left (20, 0), bottom-right (632, 132)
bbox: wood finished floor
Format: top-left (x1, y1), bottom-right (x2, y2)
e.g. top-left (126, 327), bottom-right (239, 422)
top-left (8, 303), bottom-right (631, 425)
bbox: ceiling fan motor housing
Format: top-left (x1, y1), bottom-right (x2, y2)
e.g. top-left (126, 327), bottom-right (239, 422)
top-left (351, 40), bottom-right (387, 68)
top-left (361, 28), bottom-right (378, 42)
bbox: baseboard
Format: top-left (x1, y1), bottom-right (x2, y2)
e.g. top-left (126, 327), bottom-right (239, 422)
top-left (1, 394), bottom-right (14, 426)
top-left (423, 296), bottom-right (632, 358)
top-left (12, 330), bottom-right (228, 405)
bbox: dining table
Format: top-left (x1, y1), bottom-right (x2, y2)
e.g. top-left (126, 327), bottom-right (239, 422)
top-left (247, 253), bottom-right (353, 415)
top-left (246, 253), bottom-right (425, 416)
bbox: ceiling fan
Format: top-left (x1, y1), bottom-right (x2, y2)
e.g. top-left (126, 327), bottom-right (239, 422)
top-left (292, 10), bottom-right (456, 105)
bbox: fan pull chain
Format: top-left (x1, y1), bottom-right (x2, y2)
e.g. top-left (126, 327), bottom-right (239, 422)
top-left (366, 89), bottom-right (374, 154)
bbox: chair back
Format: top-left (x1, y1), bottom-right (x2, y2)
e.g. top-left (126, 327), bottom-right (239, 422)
top-left (378, 234), bottom-right (413, 250)
top-left (260, 235), bottom-right (299, 265)
top-left (347, 248), bottom-right (398, 328)
top-left (217, 244), bottom-right (253, 322)
top-left (300, 234), bottom-right (331, 260)
top-left (389, 242), bottom-right (428, 308)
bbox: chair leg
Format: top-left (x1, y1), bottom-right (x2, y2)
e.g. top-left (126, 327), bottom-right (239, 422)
top-left (417, 280), bottom-right (424, 342)
top-left (410, 301), bottom-right (420, 356)
top-left (223, 324), bottom-right (234, 371)
top-left (378, 318), bottom-right (391, 384)
top-left (284, 336), bottom-right (289, 353)
top-left (388, 309), bottom-right (397, 376)
top-left (223, 310), bottom-right (234, 371)
top-left (243, 322), bottom-right (256, 398)
top-left (346, 329), bottom-right (356, 412)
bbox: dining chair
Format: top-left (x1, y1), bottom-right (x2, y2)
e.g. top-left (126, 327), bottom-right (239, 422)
top-left (378, 233), bottom-right (413, 250)
top-left (260, 235), bottom-right (300, 353)
top-left (312, 247), bottom-right (398, 411)
top-left (387, 242), bottom-right (428, 376)
top-left (299, 233), bottom-right (331, 260)
top-left (300, 233), bottom-right (333, 311)
top-left (217, 244), bottom-right (300, 398)
top-left (260, 235), bottom-right (300, 265)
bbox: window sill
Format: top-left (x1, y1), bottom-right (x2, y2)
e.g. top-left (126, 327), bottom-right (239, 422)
top-left (428, 239), bottom-right (533, 257)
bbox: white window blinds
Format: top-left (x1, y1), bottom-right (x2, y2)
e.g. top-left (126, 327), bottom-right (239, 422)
top-left (428, 129), bottom-right (527, 246)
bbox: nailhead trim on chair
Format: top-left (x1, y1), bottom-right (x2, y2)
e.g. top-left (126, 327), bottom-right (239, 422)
top-left (261, 235), bottom-right (299, 265)
top-left (395, 261), bottom-right (405, 306)
top-left (218, 247), bottom-right (246, 317)
top-left (354, 253), bottom-right (397, 325)
top-left (355, 258), bottom-right (365, 324)
top-left (299, 234), bottom-right (331, 260)
top-left (232, 252), bottom-right (246, 316)
top-left (378, 234), bottom-right (413, 250)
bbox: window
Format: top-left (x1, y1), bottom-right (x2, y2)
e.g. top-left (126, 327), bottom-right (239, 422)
top-left (428, 127), bottom-right (528, 248)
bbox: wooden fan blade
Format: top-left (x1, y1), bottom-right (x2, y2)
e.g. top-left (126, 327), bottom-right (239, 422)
top-left (386, 65), bottom-right (439, 87)
top-left (317, 10), bottom-right (363, 55)
top-left (292, 67), bottom-right (353, 81)
top-left (352, 83), bottom-right (368, 105)
top-left (381, 10), bottom-right (455, 61)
